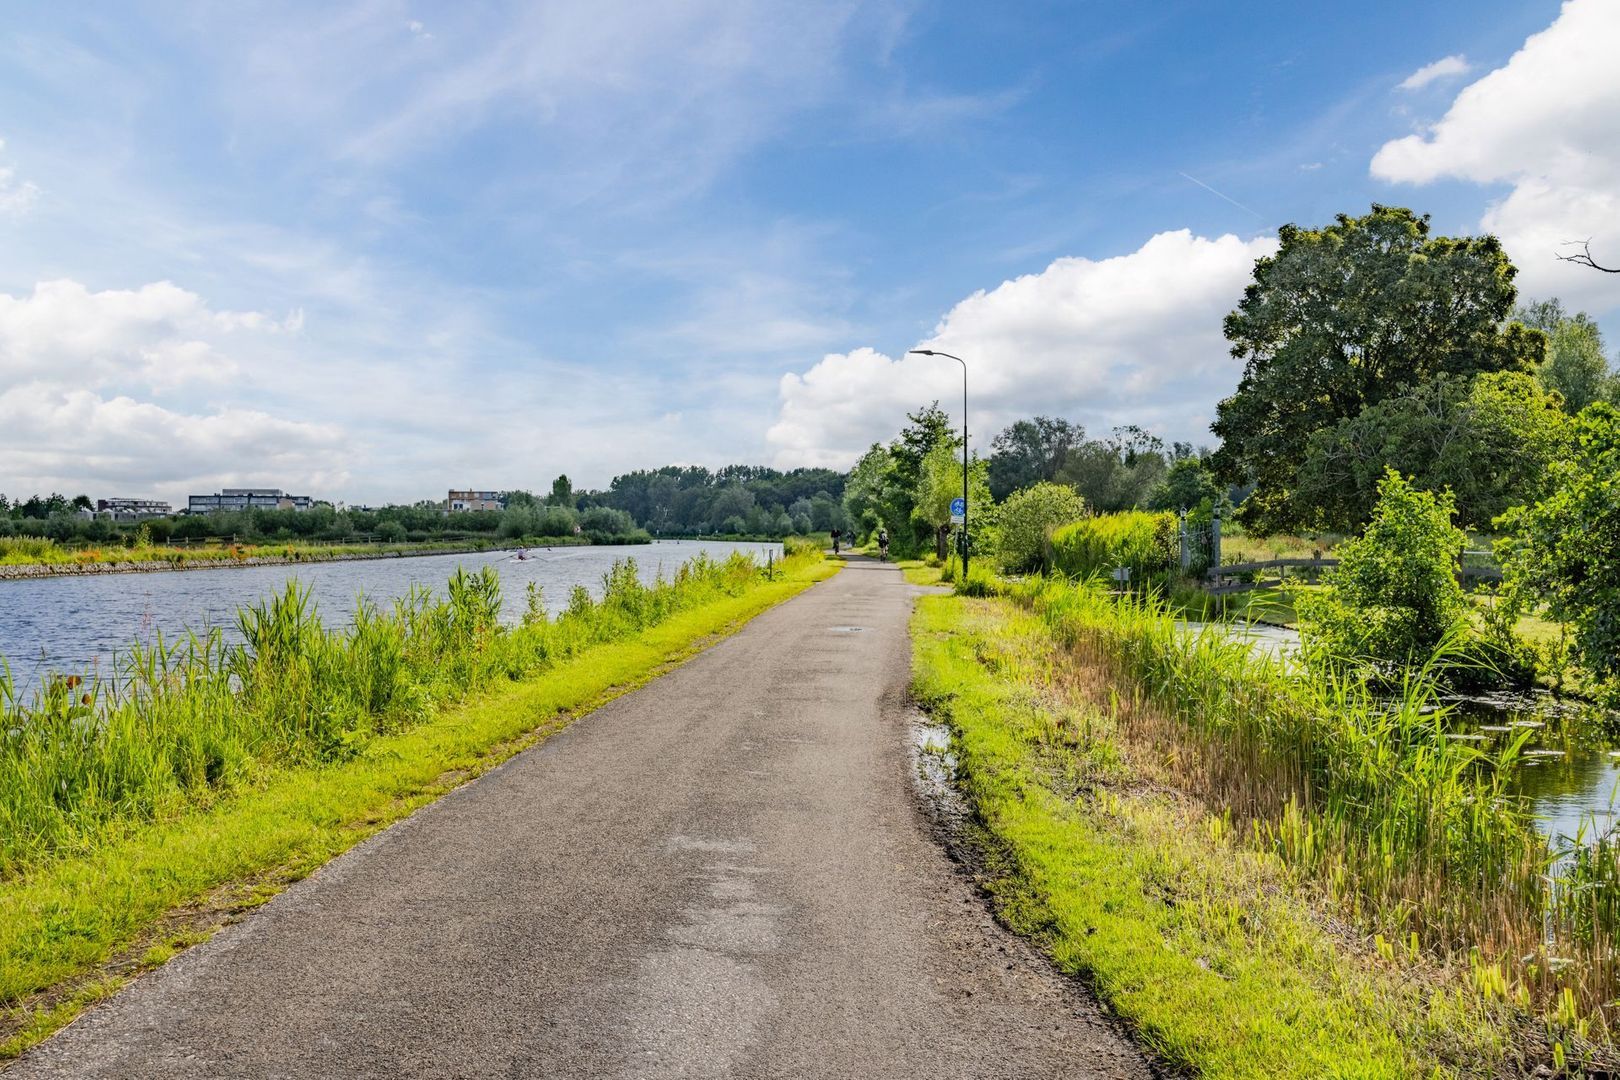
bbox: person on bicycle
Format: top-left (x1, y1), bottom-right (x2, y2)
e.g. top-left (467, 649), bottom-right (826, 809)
top-left (831, 528), bottom-right (841, 555)
top-left (877, 529), bottom-right (890, 560)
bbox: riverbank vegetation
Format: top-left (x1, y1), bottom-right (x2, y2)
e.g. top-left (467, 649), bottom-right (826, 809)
top-left (0, 547), bottom-right (834, 1054)
top-left (913, 591), bottom-right (1593, 1076)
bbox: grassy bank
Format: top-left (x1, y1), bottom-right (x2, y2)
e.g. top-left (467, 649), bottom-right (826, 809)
top-left (0, 548), bottom-right (836, 1056)
top-left (913, 581), bottom-right (1614, 1076)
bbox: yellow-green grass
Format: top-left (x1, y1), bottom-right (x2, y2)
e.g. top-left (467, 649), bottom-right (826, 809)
top-left (0, 555), bottom-right (837, 1057)
top-left (896, 558), bottom-right (945, 586)
top-left (912, 594), bottom-right (1544, 1078)
top-left (1219, 530), bottom-right (1343, 563)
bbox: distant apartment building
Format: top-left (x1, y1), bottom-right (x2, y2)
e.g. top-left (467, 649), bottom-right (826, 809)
top-left (187, 488), bottom-right (314, 514)
top-left (446, 489), bottom-right (505, 513)
top-left (95, 497), bottom-right (173, 521)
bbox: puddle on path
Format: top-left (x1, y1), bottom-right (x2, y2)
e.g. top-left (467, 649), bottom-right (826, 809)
top-left (909, 711), bottom-right (969, 827)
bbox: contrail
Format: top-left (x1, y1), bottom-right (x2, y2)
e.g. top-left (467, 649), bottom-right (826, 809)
top-left (1178, 171), bottom-right (1264, 219)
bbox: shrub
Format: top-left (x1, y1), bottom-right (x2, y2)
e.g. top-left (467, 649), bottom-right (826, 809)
top-left (1297, 470), bottom-right (1469, 670)
top-left (578, 505), bottom-right (638, 541)
top-left (954, 561), bottom-right (998, 597)
top-left (995, 482), bottom-right (1085, 574)
top-left (1050, 510), bottom-right (1177, 582)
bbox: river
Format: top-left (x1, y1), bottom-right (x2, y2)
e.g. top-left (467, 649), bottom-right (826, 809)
top-left (0, 540), bottom-right (781, 699)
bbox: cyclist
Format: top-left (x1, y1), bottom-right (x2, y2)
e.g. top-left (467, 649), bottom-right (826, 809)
top-left (877, 529), bottom-right (890, 561)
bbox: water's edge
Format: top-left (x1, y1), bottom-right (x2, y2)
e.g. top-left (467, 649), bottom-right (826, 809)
top-left (0, 544), bottom-right (539, 580)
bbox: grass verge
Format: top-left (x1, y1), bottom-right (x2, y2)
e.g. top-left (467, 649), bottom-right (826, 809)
top-left (0, 555), bottom-right (837, 1058)
top-left (912, 592), bottom-right (1552, 1078)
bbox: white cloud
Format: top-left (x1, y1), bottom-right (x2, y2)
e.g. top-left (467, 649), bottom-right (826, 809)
top-left (1396, 54), bottom-right (1470, 91)
top-left (0, 279), bottom-right (348, 502)
top-left (1371, 0), bottom-right (1620, 309)
top-left (0, 138), bottom-right (40, 216)
top-left (767, 230), bottom-right (1276, 468)
top-left (0, 279), bottom-right (299, 390)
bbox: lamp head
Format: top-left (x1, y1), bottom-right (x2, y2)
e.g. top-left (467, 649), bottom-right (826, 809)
top-left (908, 349), bottom-right (937, 356)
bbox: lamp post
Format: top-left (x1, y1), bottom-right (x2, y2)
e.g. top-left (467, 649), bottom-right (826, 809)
top-left (907, 348), bottom-right (969, 578)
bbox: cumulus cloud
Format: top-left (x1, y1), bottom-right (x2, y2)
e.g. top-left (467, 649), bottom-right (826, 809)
top-left (0, 278), bottom-right (348, 501)
top-left (1396, 55), bottom-right (1470, 91)
top-left (767, 230), bottom-right (1276, 468)
top-left (1371, 0), bottom-right (1620, 309)
top-left (0, 279), bottom-right (302, 390)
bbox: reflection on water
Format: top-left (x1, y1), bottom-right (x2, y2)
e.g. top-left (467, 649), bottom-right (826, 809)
top-left (1178, 620), bottom-right (1299, 662)
top-left (0, 540), bottom-right (780, 699)
top-left (1512, 748), bottom-right (1620, 850)
top-left (1447, 695), bottom-right (1620, 852)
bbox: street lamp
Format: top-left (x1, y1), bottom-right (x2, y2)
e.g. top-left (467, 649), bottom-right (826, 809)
top-left (907, 348), bottom-right (969, 578)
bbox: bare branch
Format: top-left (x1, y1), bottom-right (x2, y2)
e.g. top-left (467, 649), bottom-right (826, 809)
top-left (1557, 238), bottom-right (1620, 274)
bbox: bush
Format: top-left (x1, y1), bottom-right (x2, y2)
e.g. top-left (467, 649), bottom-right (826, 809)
top-left (1050, 510), bottom-right (1177, 582)
top-left (578, 506), bottom-right (638, 541)
top-left (1297, 470), bottom-right (1469, 670)
top-left (995, 482), bottom-right (1085, 574)
top-left (954, 561), bottom-right (998, 597)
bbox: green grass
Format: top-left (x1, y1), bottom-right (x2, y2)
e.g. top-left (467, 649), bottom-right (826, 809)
top-left (0, 552), bottom-right (837, 1057)
top-left (895, 557), bottom-right (945, 586)
top-left (1220, 530), bottom-right (1344, 563)
top-left (912, 594), bottom-right (1546, 1077)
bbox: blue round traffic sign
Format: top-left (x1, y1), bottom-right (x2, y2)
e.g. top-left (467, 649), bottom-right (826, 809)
top-left (949, 497), bottom-right (966, 516)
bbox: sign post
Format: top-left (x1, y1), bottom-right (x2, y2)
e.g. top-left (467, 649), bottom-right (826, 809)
top-left (949, 497), bottom-right (967, 571)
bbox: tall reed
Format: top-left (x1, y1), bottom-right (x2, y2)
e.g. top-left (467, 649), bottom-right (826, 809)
top-left (1005, 573), bottom-right (1618, 1037)
top-left (0, 552), bottom-right (781, 877)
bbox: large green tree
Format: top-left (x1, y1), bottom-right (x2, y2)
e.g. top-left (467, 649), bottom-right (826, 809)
top-left (1294, 371), bottom-right (1570, 532)
top-left (1516, 299), bottom-right (1616, 413)
top-left (986, 416), bottom-right (1082, 501)
top-left (1146, 457), bottom-right (1221, 512)
top-left (1057, 426), bottom-right (1169, 513)
top-left (1211, 205), bottom-right (1542, 533)
top-left (1497, 403), bottom-right (1620, 688)
top-left (913, 442), bottom-right (992, 560)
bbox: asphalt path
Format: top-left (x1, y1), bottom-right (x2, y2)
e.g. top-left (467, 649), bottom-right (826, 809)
top-left (10, 557), bottom-right (1152, 1079)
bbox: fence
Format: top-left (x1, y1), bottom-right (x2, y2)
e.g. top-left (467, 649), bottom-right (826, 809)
top-left (1177, 511), bottom-right (1501, 595)
top-left (1202, 553), bottom-right (1502, 596)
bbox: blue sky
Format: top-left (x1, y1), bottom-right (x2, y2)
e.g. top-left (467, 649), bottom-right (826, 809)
top-left (1, 0), bottom-right (1615, 505)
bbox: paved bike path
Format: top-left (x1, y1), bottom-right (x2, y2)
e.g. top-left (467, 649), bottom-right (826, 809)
top-left (11, 557), bottom-right (1151, 1079)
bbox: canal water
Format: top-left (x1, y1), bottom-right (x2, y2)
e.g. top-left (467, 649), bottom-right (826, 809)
top-left (0, 540), bottom-right (780, 699)
top-left (1183, 620), bottom-right (1620, 852)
